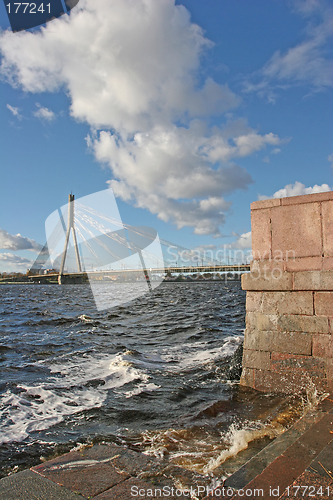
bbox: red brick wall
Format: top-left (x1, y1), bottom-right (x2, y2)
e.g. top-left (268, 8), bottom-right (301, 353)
top-left (241, 191), bottom-right (333, 394)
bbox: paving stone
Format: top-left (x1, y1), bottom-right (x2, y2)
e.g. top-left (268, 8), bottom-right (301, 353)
top-left (93, 477), bottom-right (172, 500)
top-left (224, 410), bottom-right (324, 490)
top-left (33, 443), bottom-right (122, 474)
top-left (0, 470), bottom-right (84, 500)
top-left (318, 395), bottom-right (333, 413)
top-left (34, 461), bottom-right (129, 498)
top-left (106, 447), bottom-right (156, 476)
top-left (307, 440), bottom-right (333, 479)
top-left (279, 470), bottom-right (333, 500)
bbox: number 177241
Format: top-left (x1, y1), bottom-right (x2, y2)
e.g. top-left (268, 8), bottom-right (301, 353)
top-left (6, 3), bottom-right (51, 14)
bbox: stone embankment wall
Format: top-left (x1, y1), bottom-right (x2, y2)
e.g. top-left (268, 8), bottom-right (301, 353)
top-left (241, 191), bottom-right (333, 394)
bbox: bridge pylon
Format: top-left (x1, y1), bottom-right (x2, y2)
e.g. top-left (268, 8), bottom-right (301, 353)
top-left (58, 194), bottom-right (82, 282)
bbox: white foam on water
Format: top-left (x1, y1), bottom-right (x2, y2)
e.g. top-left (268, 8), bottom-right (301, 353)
top-left (0, 351), bottom-right (152, 445)
top-left (123, 382), bottom-right (161, 399)
top-left (202, 422), bottom-right (283, 473)
top-left (157, 336), bottom-right (242, 371)
top-left (0, 385), bottom-right (105, 445)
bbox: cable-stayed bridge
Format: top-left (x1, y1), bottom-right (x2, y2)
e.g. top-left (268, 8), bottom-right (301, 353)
top-left (25, 193), bottom-right (250, 284)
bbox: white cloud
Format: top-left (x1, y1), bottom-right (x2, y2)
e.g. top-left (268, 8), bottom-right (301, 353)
top-left (34, 103), bottom-right (55, 121)
top-left (0, 253), bottom-right (32, 266)
top-left (0, 0), bottom-right (283, 236)
top-left (259, 181), bottom-right (331, 200)
top-left (244, 1), bottom-right (333, 98)
top-left (7, 103), bottom-right (22, 119)
top-left (0, 229), bottom-right (43, 252)
top-left (224, 231), bottom-right (252, 250)
top-left (328, 154), bottom-right (333, 167)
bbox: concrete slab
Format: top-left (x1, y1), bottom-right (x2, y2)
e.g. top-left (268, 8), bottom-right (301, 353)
top-left (0, 470), bottom-right (84, 500)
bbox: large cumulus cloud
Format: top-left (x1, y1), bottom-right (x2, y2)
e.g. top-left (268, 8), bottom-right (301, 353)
top-left (0, 0), bottom-right (282, 235)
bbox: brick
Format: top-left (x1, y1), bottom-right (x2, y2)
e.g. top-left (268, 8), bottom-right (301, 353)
top-left (294, 270), bottom-right (333, 290)
top-left (271, 353), bottom-right (326, 378)
top-left (271, 203), bottom-right (322, 258)
top-left (240, 367), bottom-right (255, 388)
top-left (246, 312), bottom-right (278, 331)
top-left (315, 292), bottom-right (333, 316)
top-left (277, 314), bottom-right (329, 333)
top-left (242, 272), bottom-right (293, 291)
top-left (259, 331), bottom-right (312, 355)
top-left (285, 256), bottom-right (322, 272)
top-left (281, 190), bottom-right (333, 205)
top-left (242, 349), bottom-right (271, 370)
top-left (243, 329), bottom-right (260, 350)
top-left (251, 198), bottom-right (282, 210)
top-left (313, 334), bottom-right (333, 358)
top-left (322, 200), bottom-right (333, 257)
top-left (261, 291), bottom-right (313, 315)
top-left (245, 292), bottom-right (262, 312)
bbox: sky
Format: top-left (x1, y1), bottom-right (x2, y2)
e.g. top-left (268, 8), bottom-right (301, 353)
top-left (0, 0), bottom-right (332, 272)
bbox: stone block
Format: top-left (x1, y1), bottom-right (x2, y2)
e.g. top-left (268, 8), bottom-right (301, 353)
top-left (251, 198), bottom-right (282, 210)
top-left (322, 257), bottom-right (333, 270)
top-left (240, 367), bottom-right (255, 388)
top-left (251, 208), bottom-right (271, 260)
top-left (243, 329), bottom-right (260, 350)
top-left (281, 190), bottom-right (333, 205)
top-left (242, 349), bottom-right (271, 370)
top-left (285, 257), bottom-right (322, 272)
top-left (242, 271), bottom-right (293, 291)
top-left (246, 312), bottom-right (278, 331)
top-left (294, 270), bottom-right (333, 290)
top-left (312, 334), bottom-right (333, 358)
top-left (261, 291), bottom-right (313, 315)
top-left (271, 203), bottom-right (322, 259)
top-left (327, 359), bottom-right (333, 392)
top-left (271, 353), bottom-right (326, 378)
top-left (245, 291), bottom-right (262, 312)
top-left (250, 259), bottom-right (285, 274)
top-left (277, 314), bottom-right (329, 334)
top-left (322, 200), bottom-right (333, 257)
top-left (259, 331), bottom-right (312, 355)
top-left (254, 368), bottom-right (327, 394)
top-left (315, 292), bottom-right (333, 316)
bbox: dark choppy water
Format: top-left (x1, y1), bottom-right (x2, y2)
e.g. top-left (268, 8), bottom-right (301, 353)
top-left (0, 282), bottom-right (306, 479)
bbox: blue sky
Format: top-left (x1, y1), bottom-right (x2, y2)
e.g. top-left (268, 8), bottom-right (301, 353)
top-left (0, 0), bottom-right (332, 272)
